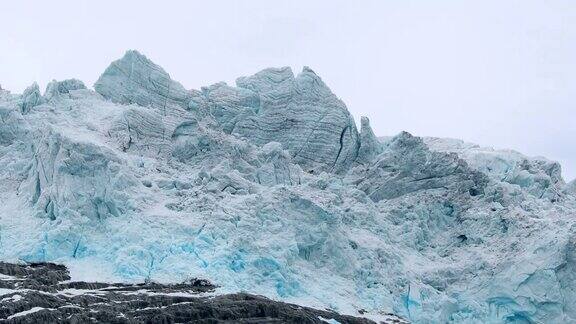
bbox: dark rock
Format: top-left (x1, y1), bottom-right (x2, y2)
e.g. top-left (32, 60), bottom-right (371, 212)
top-left (0, 262), bottom-right (391, 324)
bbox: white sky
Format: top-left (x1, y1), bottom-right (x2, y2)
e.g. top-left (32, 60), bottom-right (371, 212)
top-left (1, 0), bottom-right (575, 180)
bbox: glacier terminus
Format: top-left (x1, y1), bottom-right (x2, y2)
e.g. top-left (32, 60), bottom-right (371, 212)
top-left (1, 50), bottom-right (575, 323)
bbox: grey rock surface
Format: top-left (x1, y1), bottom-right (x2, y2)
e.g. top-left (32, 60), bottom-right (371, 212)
top-left (0, 262), bottom-right (390, 324)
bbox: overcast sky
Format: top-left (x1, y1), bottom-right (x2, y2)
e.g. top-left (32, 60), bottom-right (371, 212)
top-left (1, 0), bottom-right (575, 180)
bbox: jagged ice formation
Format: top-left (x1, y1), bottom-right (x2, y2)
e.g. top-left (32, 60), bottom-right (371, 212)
top-left (1, 50), bottom-right (575, 323)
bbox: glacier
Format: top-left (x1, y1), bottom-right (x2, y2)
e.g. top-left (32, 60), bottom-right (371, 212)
top-left (1, 50), bottom-right (575, 323)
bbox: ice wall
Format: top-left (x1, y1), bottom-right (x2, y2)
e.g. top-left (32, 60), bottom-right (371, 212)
top-left (0, 50), bottom-right (575, 323)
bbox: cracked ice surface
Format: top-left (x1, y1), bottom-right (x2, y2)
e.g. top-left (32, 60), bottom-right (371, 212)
top-left (1, 50), bottom-right (576, 323)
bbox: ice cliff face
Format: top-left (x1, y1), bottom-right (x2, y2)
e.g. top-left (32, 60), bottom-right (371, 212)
top-left (94, 50), bottom-right (191, 111)
top-left (1, 50), bottom-right (575, 323)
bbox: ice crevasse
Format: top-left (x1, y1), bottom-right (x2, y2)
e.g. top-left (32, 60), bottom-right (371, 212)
top-left (0, 50), bottom-right (575, 323)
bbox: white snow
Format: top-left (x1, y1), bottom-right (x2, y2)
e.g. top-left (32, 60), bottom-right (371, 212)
top-left (7, 307), bottom-right (51, 319)
top-left (57, 288), bottom-right (107, 297)
top-left (0, 288), bottom-right (20, 296)
top-left (0, 273), bottom-right (22, 281)
top-left (1, 294), bottom-right (22, 302)
top-left (318, 316), bottom-right (341, 324)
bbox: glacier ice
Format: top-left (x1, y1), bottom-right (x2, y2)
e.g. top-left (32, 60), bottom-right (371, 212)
top-left (568, 179), bottom-right (576, 195)
top-left (200, 82), bottom-right (260, 134)
top-left (18, 82), bottom-right (43, 114)
top-left (23, 129), bottom-right (140, 221)
top-left (94, 50), bottom-right (191, 111)
top-left (44, 78), bottom-right (87, 102)
top-left (350, 132), bottom-right (488, 202)
top-left (232, 66), bottom-right (360, 174)
top-left (1, 50), bottom-right (576, 323)
top-left (357, 116), bottom-right (382, 163)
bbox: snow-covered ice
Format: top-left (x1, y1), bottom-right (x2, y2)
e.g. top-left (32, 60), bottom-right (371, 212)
top-left (1, 50), bottom-right (575, 323)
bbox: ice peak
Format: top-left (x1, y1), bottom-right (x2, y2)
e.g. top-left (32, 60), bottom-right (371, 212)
top-left (357, 116), bottom-right (382, 162)
top-left (18, 82), bottom-right (43, 114)
top-left (123, 49), bottom-right (147, 60)
top-left (301, 66), bottom-right (317, 74)
top-left (94, 50), bottom-right (191, 110)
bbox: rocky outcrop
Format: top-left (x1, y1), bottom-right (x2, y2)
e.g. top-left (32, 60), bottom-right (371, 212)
top-left (0, 262), bottom-right (389, 324)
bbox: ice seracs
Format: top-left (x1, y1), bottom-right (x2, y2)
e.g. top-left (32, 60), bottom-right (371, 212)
top-left (44, 78), bottom-right (87, 102)
top-left (94, 50), bottom-right (191, 111)
top-left (24, 129), bottom-right (139, 221)
top-left (357, 116), bottom-right (382, 163)
top-left (0, 50), bottom-right (575, 323)
top-left (232, 66), bottom-right (360, 174)
top-left (18, 83), bottom-right (43, 114)
top-left (424, 137), bottom-right (566, 200)
top-left (568, 179), bottom-right (576, 194)
top-left (351, 132), bottom-right (487, 202)
top-left (199, 82), bottom-right (260, 134)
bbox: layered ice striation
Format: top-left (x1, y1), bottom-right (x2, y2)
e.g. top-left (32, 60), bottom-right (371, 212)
top-left (351, 132), bottom-right (487, 202)
top-left (24, 130), bottom-right (139, 221)
top-left (1, 50), bottom-right (576, 323)
top-left (94, 50), bottom-right (191, 111)
top-left (231, 66), bottom-right (360, 174)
